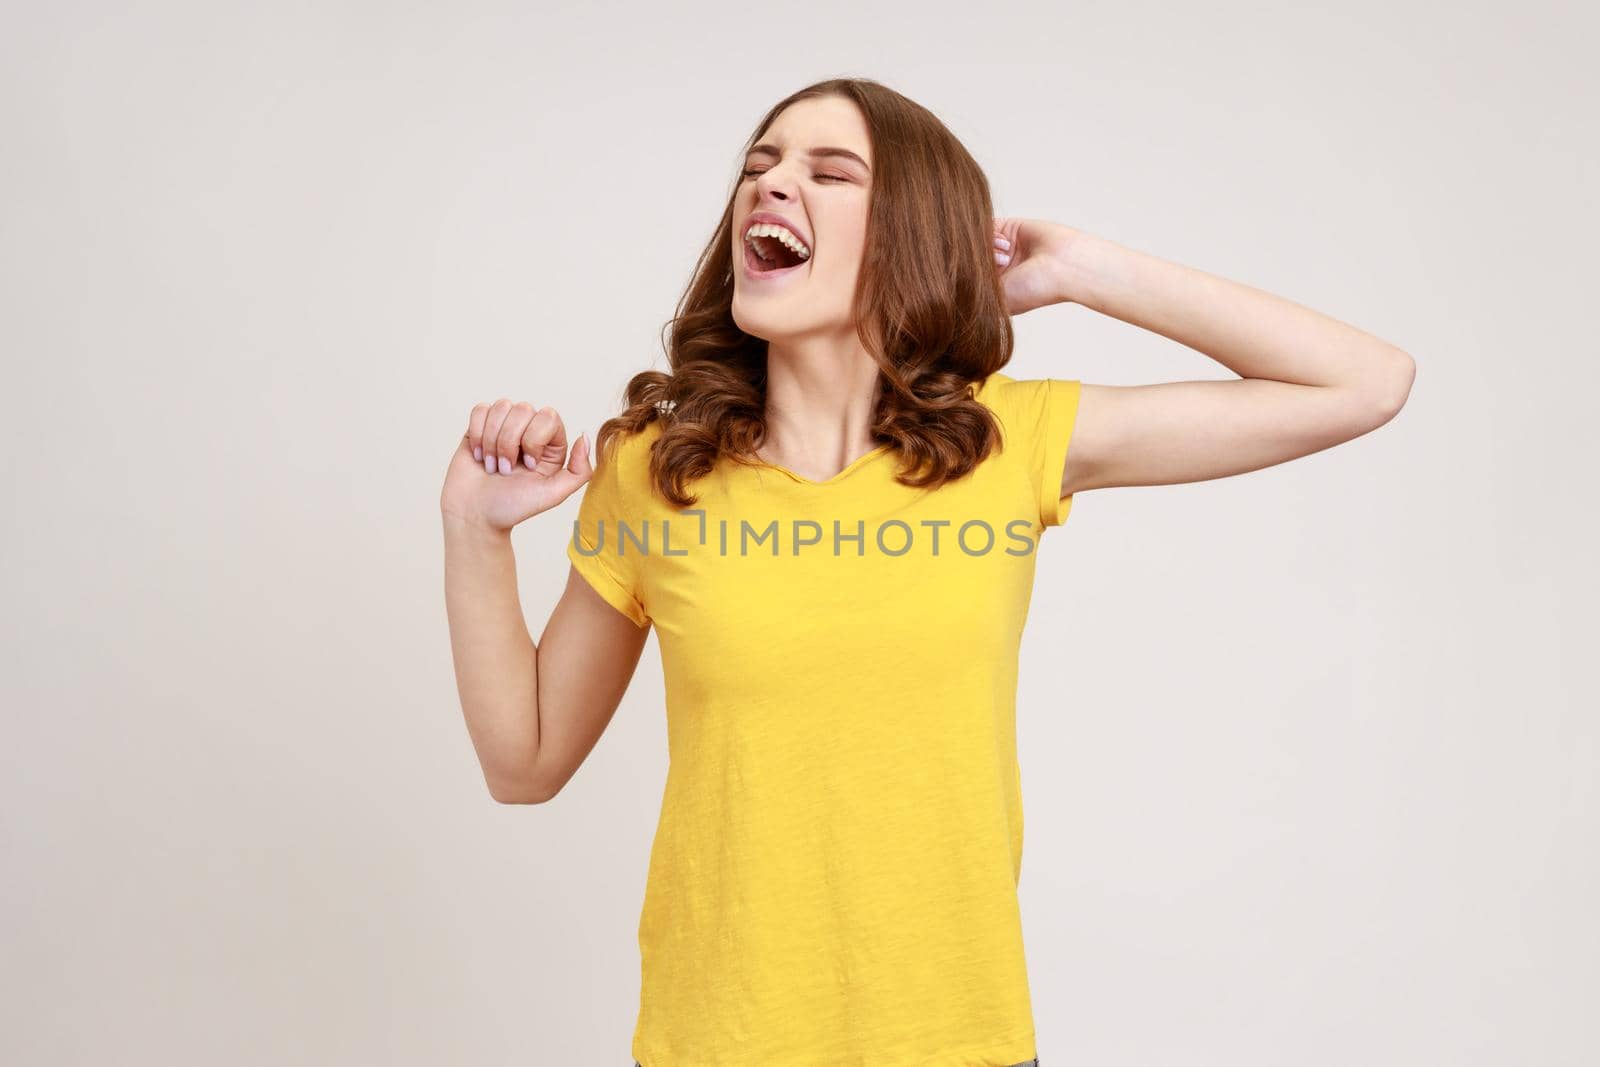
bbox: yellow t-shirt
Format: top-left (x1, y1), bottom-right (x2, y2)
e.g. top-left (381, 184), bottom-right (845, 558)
top-left (567, 370), bottom-right (1082, 1067)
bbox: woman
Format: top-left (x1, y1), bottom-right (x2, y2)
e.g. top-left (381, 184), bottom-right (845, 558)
top-left (440, 78), bottom-right (1414, 1067)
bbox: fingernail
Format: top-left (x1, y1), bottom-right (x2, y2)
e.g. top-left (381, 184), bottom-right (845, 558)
top-left (484, 454), bottom-right (495, 474)
top-left (498, 456), bottom-right (511, 475)
top-left (995, 252), bottom-right (1011, 265)
top-left (473, 446), bottom-right (482, 462)
top-left (995, 236), bottom-right (1011, 250)
top-left (523, 453), bottom-right (535, 469)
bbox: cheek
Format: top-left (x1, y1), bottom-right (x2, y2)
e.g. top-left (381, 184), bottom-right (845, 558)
top-left (836, 228), bottom-right (869, 274)
top-left (818, 232), bottom-right (867, 275)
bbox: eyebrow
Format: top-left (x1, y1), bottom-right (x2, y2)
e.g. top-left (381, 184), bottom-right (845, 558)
top-left (746, 144), bottom-right (872, 173)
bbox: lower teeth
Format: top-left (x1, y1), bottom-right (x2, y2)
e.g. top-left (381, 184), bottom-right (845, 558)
top-left (750, 241), bottom-right (802, 272)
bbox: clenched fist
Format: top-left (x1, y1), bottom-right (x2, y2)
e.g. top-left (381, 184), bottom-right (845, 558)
top-left (440, 399), bottom-right (593, 532)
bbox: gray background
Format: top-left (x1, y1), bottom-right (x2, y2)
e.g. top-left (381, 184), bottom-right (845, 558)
top-left (3, 1), bottom-right (1594, 1064)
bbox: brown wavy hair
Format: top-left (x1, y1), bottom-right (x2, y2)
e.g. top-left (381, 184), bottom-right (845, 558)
top-left (594, 76), bottom-right (1019, 508)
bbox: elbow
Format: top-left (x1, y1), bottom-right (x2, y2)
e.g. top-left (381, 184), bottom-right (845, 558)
top-left (1365, 348), bottom-right (1416, 427)
top-left (488, 780), bottom-right (557, 805)
top-left (485, 764), bottom-right (560, 805)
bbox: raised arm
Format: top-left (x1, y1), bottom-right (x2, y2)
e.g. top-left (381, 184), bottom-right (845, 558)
top-left (991, 220), bottom-right (1416, 496)
top-left (441, 401), bottom-right (649, 805)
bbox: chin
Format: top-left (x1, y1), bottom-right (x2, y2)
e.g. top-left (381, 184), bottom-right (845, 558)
top-left (731, 303), bottom-right (786, 343)
top-left (732, 295), bottom-right (846, 344)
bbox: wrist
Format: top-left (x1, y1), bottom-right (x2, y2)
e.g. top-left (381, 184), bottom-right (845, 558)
top-left (442, 511), bottom-right (513, 546)
top-left (1047, 225), bottom-right (1099, 306)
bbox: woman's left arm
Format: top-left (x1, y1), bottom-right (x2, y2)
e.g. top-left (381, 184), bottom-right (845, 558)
top-left (993, 219), bottom-right (1417, 496)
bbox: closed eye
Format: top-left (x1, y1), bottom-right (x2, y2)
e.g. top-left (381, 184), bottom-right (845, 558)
top-left (741, 169), bottom-right (847, 182)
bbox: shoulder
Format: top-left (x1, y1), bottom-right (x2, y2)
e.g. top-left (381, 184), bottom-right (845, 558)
top-left (593, 418), bottom-right (664, 476)
top-left (584, 418), bottom-right (668, 510)
top-left (971, 369), bottom-right (1019, 410)
top-left (971, 370), bottom-right (1058, 444)
top-left (973, 370), bottom-right (1080, 423)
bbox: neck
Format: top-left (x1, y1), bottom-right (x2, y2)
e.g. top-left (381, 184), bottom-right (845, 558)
top-left (759, 335), bottom-right (882, 475)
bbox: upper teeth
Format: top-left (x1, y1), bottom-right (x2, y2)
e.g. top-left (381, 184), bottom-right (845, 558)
top-left (745, 222), bottom-right (811, 260)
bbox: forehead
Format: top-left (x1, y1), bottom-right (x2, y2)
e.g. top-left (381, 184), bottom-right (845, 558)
top-left (753, 96), bottom-right (872, 166)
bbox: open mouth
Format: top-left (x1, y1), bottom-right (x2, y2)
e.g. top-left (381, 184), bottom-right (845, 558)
top-left (743, 233), bottom-right (808, 278)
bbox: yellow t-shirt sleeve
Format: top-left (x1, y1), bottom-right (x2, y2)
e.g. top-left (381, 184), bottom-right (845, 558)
top-left (565, 432), bottom-right (652, 628)
top-left (1001, 376), bottom-right (1083, 529)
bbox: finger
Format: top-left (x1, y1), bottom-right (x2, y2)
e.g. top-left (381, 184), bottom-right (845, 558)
top-left (538, 429), bottom-right (594, 502)
top-left (481, 398), bottom-right (513, 474)
top-left (467, 403), bottom-right (490, 463)
top-left (521, 406), bottom-right (568, 474)
top-left (571, 431), bottom-right (592, 474)
top-left (494, 401), bottom-right (538, 475)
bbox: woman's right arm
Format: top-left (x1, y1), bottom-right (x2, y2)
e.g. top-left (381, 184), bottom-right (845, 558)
top-left (441, 400), bottom-right (650, 805)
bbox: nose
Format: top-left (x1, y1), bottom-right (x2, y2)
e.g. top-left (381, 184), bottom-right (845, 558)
top-left (757, 184), bottom-right (792, 209)
top-left (754, 166), bottom-right (794, 202)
